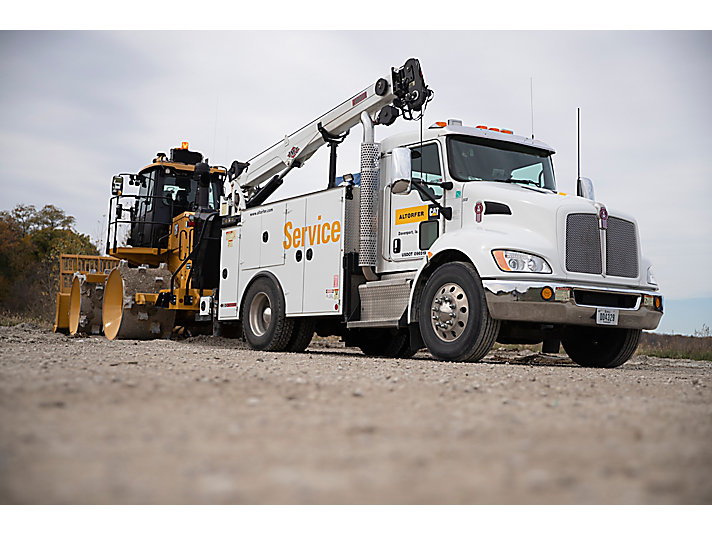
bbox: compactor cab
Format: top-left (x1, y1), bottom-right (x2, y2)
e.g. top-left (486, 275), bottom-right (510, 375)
top-left (115, 146), bottom-right (223, 250)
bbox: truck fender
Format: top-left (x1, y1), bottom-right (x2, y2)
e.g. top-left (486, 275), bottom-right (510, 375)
top-left (407, 246), bottom-right (477, 324)
top-left (237, 270), bottom-right (286, 320)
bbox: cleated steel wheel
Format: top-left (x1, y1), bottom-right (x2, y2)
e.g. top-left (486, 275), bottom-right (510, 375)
top-left (419, 262), bottom-right (500, 362)
top-left (241, 277), bottom-right (293, 351)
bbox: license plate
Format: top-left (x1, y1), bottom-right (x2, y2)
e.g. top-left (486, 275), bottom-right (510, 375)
top-left (596, 308), bottom-right (619, 325)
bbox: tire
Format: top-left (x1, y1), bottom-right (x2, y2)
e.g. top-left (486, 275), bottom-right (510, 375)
top-left (284, 317), bottom-right (315, 353)
top-left (562, 327), bottom-right (641, 368)
top-left (396, 337), bottom-right (418, 358)
top-left (241, 277), bottom-right (294, 351)
top-left (356, 328), bottom-right (410, 358)
top-left (418, 262), bottom-right (500, 362)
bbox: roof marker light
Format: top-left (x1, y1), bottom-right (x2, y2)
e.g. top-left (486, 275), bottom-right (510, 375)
top-left (429, 121), bottom-right (447, 129)
top-left (182, 141), bottom-right (189, 149)
top-left (501, 129), bottom-right (513, 134)
top-left (476, 125), bottom-right (488, 129)
top-left (489, 127), bottom-right (500, 132)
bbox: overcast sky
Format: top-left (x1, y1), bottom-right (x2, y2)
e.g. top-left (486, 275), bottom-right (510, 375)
top-left (1, 30), bottom-right (710, 333)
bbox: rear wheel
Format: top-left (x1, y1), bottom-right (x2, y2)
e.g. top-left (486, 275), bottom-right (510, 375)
top-left (562, 327), bottom-right (641, 368)
top-left (241, 277), bottom-right (293, 351)
top-left (355, 328), bottom-right (410, 358)
top-left (418, 262), bottom-right (500, 362)
top-left (284, 317), bottom-right (315, 352)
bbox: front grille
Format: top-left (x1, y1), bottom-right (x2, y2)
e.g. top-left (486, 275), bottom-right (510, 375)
top-left (606, 217), bottom-right (638, 278)
top-left (566, 214), bottom-right (602, 274)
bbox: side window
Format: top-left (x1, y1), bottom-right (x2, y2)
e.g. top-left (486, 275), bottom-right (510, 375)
top-left (136, 170), bottom-right (154, 218)
top-left (419, 220), bottom-right (439, 250)
top-left (411, 143), bottom-right (443, 200)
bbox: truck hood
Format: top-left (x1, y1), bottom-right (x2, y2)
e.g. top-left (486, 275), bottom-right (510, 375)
top-left (455, 181), bottom-right (647, 288)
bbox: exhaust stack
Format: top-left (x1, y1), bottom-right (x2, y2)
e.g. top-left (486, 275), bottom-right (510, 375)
top-left (359, 112), bottom-right (379, 281)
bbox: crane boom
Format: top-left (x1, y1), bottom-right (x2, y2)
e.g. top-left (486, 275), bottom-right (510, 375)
top-left (237, 58), bottom-right (431, 192)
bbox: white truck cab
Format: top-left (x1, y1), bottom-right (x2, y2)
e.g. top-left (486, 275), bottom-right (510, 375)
top-left (216, 59), bottom-right (663, 368)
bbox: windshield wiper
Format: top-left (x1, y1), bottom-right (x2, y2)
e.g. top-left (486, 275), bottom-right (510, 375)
top-left (504, 178), bottom-right (541, 187)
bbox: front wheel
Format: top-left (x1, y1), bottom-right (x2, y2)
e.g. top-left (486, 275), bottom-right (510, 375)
top-left (562, 326), bottom-right (641, 368)
top-left (418, 262), bottom-right (500, 362)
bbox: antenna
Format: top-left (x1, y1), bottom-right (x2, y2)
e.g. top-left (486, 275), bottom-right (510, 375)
top-left (530, 77), bottom-right (535, 139)
top-left (577, 107), bottom-right (581, 180)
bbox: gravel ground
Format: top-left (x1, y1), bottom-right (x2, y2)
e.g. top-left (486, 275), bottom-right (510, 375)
top-left (1, 323), bottom-right (711, 504)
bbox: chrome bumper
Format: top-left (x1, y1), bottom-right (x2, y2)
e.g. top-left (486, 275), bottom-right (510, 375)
top-left (482, 280), bottom-right (663, 330)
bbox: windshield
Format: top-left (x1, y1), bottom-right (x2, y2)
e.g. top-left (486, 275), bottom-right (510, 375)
top-left (160, 168), bottom-right (220, 211)
top-left (447, 135), bottom-right (556, 191)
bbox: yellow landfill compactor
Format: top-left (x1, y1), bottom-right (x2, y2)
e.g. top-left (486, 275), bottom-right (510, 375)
top-left (55, 144), bottom-right (226, 340)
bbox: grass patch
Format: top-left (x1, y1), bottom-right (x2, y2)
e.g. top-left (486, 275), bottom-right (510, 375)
top-left (637, 332), bottom-right (712, 361)
top-left (0, 310), bottom-right (52, 328)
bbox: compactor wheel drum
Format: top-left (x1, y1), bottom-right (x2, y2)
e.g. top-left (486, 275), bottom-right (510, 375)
top-left (102, 262), bottom-right (176, 340)
top-left (68, 275), bottom-right (105, 335)
top-left (419, 262), bottom-right (500, 362)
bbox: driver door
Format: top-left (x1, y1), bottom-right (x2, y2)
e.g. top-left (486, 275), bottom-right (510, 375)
top-left (388, 142), bottom-right (444, 262)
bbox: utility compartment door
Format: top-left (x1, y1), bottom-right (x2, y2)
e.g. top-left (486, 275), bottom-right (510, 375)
top-left (239, 205), bottom-right (286, 270)
top-left (302, 188), bottom-right (345, 315)
top-left (259, 206), bottom-right (287, 268)
top-left (218, 226), bottom-right (240, 319)
top-left (282, 197), bottom-right (306, 314)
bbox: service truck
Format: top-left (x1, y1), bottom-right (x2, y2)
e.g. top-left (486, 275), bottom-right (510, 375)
top-left (213, 58), bottom-right (663, 367)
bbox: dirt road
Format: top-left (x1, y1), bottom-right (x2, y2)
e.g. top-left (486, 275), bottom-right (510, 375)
top-left (1, 323), bottom-right (710, 504)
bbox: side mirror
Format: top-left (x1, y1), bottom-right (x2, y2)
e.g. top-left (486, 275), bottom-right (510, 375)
top-left (111, 175), bottom-right (124, 196)
top-left (577, 177), bottom-right (595, 201)
top-left (390, 147), bottom-right (412, 195)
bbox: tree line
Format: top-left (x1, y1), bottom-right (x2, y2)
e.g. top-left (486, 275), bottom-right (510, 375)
top-left (0, 204), bottom-right (97, 321)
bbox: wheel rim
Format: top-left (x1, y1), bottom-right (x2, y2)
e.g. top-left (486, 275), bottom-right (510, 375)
top-left (249, 291), bottom-right (272, 337)
top-left (430, 282), bottom-right (469, 342)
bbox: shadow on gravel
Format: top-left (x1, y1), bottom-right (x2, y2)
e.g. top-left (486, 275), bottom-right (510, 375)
top-left (304, 345), bottom-right (579, 368)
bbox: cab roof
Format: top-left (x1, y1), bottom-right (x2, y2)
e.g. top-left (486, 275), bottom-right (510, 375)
top-left (381, 123), bottom-right (555, 154)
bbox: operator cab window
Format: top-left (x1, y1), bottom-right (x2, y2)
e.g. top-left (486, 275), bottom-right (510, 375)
top-left (137, 170), bottom-right (155, 217)
top-left (410, 143), bottom-right (443, 200)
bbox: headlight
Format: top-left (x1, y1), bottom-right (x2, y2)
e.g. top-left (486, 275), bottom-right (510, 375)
top-left (492, 250), bottom-right (552, 274)
top-left (647, 265), bottom-right (658, 286)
